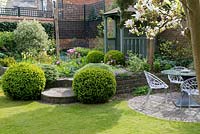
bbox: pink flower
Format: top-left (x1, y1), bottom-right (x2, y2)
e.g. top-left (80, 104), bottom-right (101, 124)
top-left (67, 48), bottom-right (76, 54)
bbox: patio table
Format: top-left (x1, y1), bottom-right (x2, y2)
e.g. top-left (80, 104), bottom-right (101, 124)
top-left (161, 69), bottom-right (200, 108)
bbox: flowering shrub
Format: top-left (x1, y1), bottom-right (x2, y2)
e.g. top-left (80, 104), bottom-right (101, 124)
top-left (66, 48), bottom-right (81, 60)
top-left (125, 0), bottom-right (184, 39)
top-left (14, 20), bottom-right (48, 56)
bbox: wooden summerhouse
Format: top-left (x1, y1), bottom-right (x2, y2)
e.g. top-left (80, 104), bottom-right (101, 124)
top-left (104, 7), bottom-right (148, 57)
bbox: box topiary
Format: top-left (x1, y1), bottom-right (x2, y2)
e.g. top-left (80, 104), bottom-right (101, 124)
top-left (86, 50), bottom-right (104, 63)
top-left (2, 63), bottom-right (46, 100)
top-left (39, 64), bottom-right (58, 85)
top-left (73, 67), bottom-right (116, 104)
top-left (104, 50), bottom-right (125, 65)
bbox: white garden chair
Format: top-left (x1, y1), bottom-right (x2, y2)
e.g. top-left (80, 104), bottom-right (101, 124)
top-left (180, 77), bottom-right (199, 108)
top-left (168, 66), bottom-right (187, 97)
top-left (144, 71), bottom-right (170, 104)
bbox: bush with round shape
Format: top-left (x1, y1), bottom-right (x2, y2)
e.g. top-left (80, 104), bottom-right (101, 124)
top-left (104, 50), bottom-right (125, 65)
top-left (2, 63), bottom-right (46, 100)
top-left (86, 50), bottom-right (104, 63)
top-left (73, 67), bottom-right (116, 104)
top-left (14, 20), bottom-right (48, 56)
top-left (39, 64), bottom-right (58, 85)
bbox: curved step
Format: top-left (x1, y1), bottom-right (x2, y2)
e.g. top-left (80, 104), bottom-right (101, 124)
top-left (41, 87), bottom-right (77, 104)
top-left (45, 78), bottom-right (73, 89)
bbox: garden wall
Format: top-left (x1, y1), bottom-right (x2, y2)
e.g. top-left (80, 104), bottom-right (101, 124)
top-left (116, 73), bottom-right (170, 94)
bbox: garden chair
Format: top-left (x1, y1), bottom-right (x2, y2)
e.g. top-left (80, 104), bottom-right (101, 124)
top-left (172, 66), bottom-right (188, 71)
top-left (180, 77), bottom-right (199, 109)
top-left (144, 71), bottom-right (170, 104)
top-left (168, 66), bottom-right (187, 97)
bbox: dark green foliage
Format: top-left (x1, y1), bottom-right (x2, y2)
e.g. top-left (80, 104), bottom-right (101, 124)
top-left (41, 23), bottom-right (54, 39)
top-left (75, 47), bottom-right (90, 57)
top-left (104, 50), bottom-right (125, 65)
top-left (164, 64), bottom-right (172, 70)
top-left (153, 60), bottom-right (161, 73)
top-left (39, 64), bottom-right (58, 85)
top-left (73, 67), bottom-right (116, 104)
top-left (142, 62), bottom-right (151, 71)
top-left (116, 0), bottom-right (136, 26)
top-left (2, 63), bottom-right (46, 100)
top-left (0, 22), bottom-right (17, 32)
top-left (133, 86), bottom-right (149, 96)
top-left (0, 52), bottom-right (6, 58)
top-left (0, 32), bottom-right (16, 51)
top-left (86, 50), bottom-right (104, 63)
top-left (0, 57), bottom-right (16, 67)
top-left (0, 22), bottom-right (54, 39)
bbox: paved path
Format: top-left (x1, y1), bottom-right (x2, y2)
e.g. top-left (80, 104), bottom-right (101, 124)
top-left (128, 92), bottom-right (200, 122)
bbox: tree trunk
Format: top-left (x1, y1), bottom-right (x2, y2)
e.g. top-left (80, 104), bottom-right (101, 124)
top-left (185, 0), bottom-right (200, 92)
top-left (147, 38), bottom-right (154, 70)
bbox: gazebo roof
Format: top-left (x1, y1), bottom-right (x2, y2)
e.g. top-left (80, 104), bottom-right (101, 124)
top-left (104, 6), bottom-right (135, 16)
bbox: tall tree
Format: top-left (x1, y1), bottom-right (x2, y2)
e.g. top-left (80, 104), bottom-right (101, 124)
top-left (182, 0), bottom-right (200, 91)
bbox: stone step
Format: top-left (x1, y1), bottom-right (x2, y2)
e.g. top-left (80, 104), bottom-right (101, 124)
top-left (45, 78), bottom-right (73, 89)
top-left (41, 87), bottom-right (77, 104)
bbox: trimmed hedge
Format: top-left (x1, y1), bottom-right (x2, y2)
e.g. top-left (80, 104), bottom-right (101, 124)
top-left (73, 67), bottom-right (116, 104)
top-left (104, 50), bottom-right (125, 65)
top-left (2, 63), bottom-right (46, 100)
top-left (86, 50), bottom-right (104, 63)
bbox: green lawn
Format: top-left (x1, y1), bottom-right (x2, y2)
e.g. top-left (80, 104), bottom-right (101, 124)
top-left (0, 90), bottom-right (200, 134)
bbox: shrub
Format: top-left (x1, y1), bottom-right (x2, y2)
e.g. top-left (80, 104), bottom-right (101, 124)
top-left (75, 47), bottom-right (90, 57)
top-left (153, 60), bottom-right (161, 73)
top-left (0, 57), bottom-right (16, 67)
top-left (73, 67), bottom-right (116, 104)
top-left (79, 63), bottom-right (113, 72)
top-left (133, 86), bottom-right (149, 96)
top-left (2, 63), bottom-right (46, 100)
top-left (14, 20), bottom-right (48, 56)
top-left (86, 50), bottom-right (104, 63)
top-left (39, 64), bottom-right (58, 85)
top-left (104, 50), bottom-right (125, 65)
top-left (127, 52), bottom-right (149, 72)
top-left (0, 32), bottom-right (16, 53)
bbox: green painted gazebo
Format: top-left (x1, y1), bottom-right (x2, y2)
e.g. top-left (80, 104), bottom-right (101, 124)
top-left (103, 7), bottom-right (148, 58)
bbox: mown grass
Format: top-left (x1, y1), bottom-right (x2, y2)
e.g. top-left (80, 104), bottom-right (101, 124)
top-left (0, 90), bottom-right (200, 134)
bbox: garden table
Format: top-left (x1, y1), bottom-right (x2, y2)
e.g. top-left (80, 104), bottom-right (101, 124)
top-left (161, 69), bottom-right (200, 108)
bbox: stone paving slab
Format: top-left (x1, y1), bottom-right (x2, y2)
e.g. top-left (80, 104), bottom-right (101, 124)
top-left (128, 92), bottom-right (200, 122)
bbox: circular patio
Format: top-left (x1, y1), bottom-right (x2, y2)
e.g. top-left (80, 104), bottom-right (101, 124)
top-left (128, 92), bottom-right (200, 122)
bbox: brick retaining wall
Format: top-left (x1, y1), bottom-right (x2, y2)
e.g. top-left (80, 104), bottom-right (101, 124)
top-left (116, 73), bottom-right (170, 94)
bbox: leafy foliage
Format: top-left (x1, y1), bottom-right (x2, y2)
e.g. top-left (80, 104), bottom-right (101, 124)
top-left (14, 20), bottom-right (48, 55)
top-left (74, 47), bottom-right (90, 57)
top-left (73, 67), bottom-right (116, 104)
top-left (126, 52), bottom-right (150, 72)
top-left (0, 32), bottom-right (16, 53)
top-left (0, 57), bottom-right (16, 67)
top-left (104, 50), bottom-right (125, 66)
top-left (0, 22), bottom-right (54, 38)
top-left (2, 63), bottom-right (46, 100)
top-left (86, 50), bottom-right (104, 63)
top-left (133, 86), bottom-right (149, 96)
top-left (39, 64), bottom-right (58, 85)
top-left (56, 57), bottom-right (87, 77)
